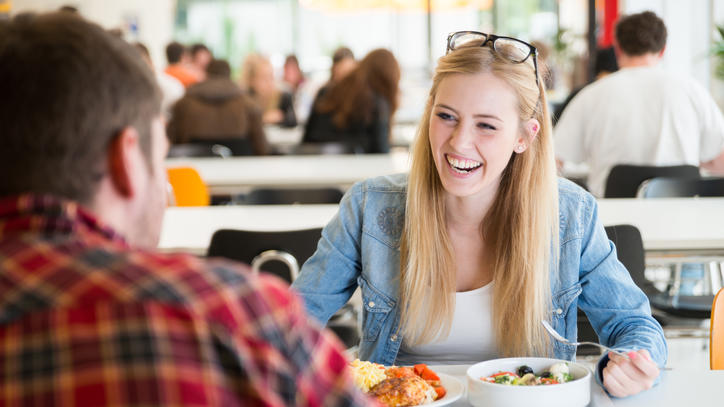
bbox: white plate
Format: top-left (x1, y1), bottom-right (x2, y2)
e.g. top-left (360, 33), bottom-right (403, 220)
top-left (415, 372), bottom-right (464, 406)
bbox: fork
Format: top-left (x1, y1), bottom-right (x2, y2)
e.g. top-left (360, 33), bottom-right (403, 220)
top-left (541, 320), bottom-right (630, 359)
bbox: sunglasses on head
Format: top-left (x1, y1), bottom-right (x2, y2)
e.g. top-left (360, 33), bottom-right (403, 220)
top-left (446, 31), bottom-right (539, 86)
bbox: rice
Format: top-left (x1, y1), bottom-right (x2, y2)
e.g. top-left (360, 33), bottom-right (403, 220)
top-left (349, 359), bottom-right (388, 392)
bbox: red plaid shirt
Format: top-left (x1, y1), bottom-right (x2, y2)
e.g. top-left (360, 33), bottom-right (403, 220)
top-left (0, 195), bottom-right (372, 406)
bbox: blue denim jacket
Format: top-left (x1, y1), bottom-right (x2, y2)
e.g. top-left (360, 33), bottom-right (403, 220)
top-left (292, 174), bottom-right (667, 369)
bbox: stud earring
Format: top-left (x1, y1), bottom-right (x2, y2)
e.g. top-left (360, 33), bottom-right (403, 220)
top-left (516, 145), bottom-right (525, 153)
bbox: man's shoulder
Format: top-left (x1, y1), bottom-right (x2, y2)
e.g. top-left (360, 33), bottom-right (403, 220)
top-left (115, 248), bottom-right (295, 308)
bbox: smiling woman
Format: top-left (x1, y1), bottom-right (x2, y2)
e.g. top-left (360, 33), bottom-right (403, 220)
top-left (292, 33), bottom-right (667, 400)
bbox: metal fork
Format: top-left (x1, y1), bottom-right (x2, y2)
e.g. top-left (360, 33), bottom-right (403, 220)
top-left (541, 320), bottom-right (630, 359)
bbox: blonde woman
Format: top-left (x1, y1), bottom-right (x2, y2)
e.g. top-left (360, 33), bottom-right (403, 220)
top-left (240, 53), bottom-right (297, 127)
top-left (292, 32), bottom-right (666, 398)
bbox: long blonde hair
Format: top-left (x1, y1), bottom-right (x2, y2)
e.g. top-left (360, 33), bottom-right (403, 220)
top-left (240, 53), bottom-right (279, 113)
top-left (400, 45), bottom-right (559, 357)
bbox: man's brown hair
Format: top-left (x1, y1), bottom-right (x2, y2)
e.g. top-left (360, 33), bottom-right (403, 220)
top-left (615, 11), bottom-right (667, 56)
top-left (0, 12), bottom-right (161, 204)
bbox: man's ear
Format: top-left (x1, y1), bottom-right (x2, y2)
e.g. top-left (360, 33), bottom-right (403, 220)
top-left (612, 39), bottom-right (622, 60)
top-left (107, 127), bottom-right (140, 198)
top-left (657, 45), bottom-right (666, 58)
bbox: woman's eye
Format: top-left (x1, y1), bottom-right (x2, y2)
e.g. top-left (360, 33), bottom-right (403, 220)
top-left (477, 122), bottom-right (496, 130)
top-left (436, 112), bottom-right (455, 121)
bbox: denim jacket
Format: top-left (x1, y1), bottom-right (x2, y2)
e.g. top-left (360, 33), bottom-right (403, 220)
top-left (292, 174), bottom-right (667, 370)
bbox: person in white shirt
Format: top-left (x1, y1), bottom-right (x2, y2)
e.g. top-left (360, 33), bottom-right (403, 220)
top-left (555, 10), bottom-right (724, 197)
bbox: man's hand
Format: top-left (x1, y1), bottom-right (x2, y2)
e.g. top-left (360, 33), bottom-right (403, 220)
top-left (602, 349), bottom-right (660, 398)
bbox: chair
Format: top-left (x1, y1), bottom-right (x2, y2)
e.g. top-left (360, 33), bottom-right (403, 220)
top-left (292, 141), bottom-right (363, 155)
top-left (604, 164), bottom-right (700, 198)
top-left (207, 228), bottom-right (322, 283)
top-left (603, 224), bottom-right (714, 319)
top-left (167, 143), bottom-right (232, 158)
top-left (167, 167), bottom-right (210, 206)
top-left (243, 187), bottom-right (345, 205)
top-left (638, 177), bottom-right (724, 198)
top-left (207, 228), bottom-right (360, 348)
top-left (188, 138), bottom-right (254, 156)
top-left (711, 288), bottom-right (724, 369)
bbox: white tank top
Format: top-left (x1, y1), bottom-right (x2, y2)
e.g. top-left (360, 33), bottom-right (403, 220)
top-left (395, 282), bottom-right (498, 365)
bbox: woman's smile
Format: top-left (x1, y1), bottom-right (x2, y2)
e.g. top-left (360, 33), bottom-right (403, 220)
top-left (445, 153), bottom-right (483, 176)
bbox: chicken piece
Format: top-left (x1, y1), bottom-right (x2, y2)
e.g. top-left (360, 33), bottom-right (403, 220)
top-left (386, 366), bottom-right (416, 379)
top-left (369, 376), bottom-right (436, 407)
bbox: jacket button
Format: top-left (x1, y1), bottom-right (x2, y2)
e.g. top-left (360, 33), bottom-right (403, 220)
top-left (368, 301), bottom-right (375, 308)
top-left (391, 334), bottom-right (397, 342)
top-left (556, 308), bottom-right (563, 315)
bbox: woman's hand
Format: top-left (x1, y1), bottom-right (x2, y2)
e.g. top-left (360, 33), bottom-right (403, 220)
top-left (602, 349), bottom-right (660, 397)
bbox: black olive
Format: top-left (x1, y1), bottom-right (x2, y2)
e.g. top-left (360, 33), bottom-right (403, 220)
top-left (540, 371), bottom-right (551, 378)
top-left (517, 365), bottom-right (534, 377)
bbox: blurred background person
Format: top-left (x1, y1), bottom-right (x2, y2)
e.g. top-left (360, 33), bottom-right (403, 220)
top-left (303, 48), bottom-right (399, 154)
top-left (164, 41), bottom-right (198, 88)
top-left (330, 46), bottom-right (357, 83)
top-left (241, 53), bottom-right (297, 128)
top-left (283, 54), bottom-right (305, 95)
top-left (190, 42), bottom-right (213, 82)
top-left (167, 59), bottom-right (269, 155)
top-left (133, 42), bottom-right (184, 119)
top-left (553, 46), bottom-right (618, 125)
top-left (296, 46), bottom-right (358, 124)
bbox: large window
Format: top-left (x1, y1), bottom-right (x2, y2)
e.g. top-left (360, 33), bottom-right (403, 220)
top-left (174, 0), bottom-right (588, 119)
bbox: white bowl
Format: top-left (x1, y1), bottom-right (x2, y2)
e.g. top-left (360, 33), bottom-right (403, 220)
top-left (466, 357), bottom-right (591, 407)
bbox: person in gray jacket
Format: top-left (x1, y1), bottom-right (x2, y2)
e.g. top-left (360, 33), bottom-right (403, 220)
top-left (167, 59), bottom-right (269, 155)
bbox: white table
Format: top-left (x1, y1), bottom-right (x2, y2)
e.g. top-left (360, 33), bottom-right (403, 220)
top-left (166, 151), bottom-right (410, 195)
top-left (159, 198), bottom-right (724, 255)
top-left (596, 198), bottom-right (724, 253)
top-left (431, 364), bottom-right (724, 406)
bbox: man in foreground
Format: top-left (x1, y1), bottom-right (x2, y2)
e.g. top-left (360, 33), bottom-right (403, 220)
top-left (0, 12), bottom-right (368, 406)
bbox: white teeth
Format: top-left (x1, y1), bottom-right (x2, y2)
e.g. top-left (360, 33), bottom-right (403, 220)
top-left (446, 155), bottom-right (482, 170)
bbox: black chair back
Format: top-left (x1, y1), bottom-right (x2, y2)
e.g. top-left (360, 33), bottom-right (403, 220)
top-left (292, 141), bottom-right (363, 155)
top-left (600, 224), bottom-right (711, 322)
top-left (604, 164), bottom-right (700, 198)
top-left (638, 177), bottom-right (724, 198)
top-left (189, 138), bottom-right (254, 156)
top-left (207, 228), bottom-right (322, 283)
top-left (243, 188), bottom-right (344, 205)
top-left (167, 143), bottom-right (232, 158)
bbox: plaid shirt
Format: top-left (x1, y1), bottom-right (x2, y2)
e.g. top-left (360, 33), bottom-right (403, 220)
top-left (0, 195), bottom-right (372, 406)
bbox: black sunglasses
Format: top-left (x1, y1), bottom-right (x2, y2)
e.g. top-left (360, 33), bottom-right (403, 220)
top-left (446, 31), bottom-right (539, 86)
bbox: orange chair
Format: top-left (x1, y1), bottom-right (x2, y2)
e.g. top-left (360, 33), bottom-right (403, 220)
top-left (166, 167), bottom-right (210, 206)
top-left (711, 287), bottom-right (724, 369)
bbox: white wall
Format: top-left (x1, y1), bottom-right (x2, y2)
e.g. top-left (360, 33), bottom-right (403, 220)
top-left (11, 0), bottom-right (176, 69)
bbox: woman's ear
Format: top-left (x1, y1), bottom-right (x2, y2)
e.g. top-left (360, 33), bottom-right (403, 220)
top-left (525, 118), bottom-right (541, 140)
top-left (514, 119), bottom-right (541, 154)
